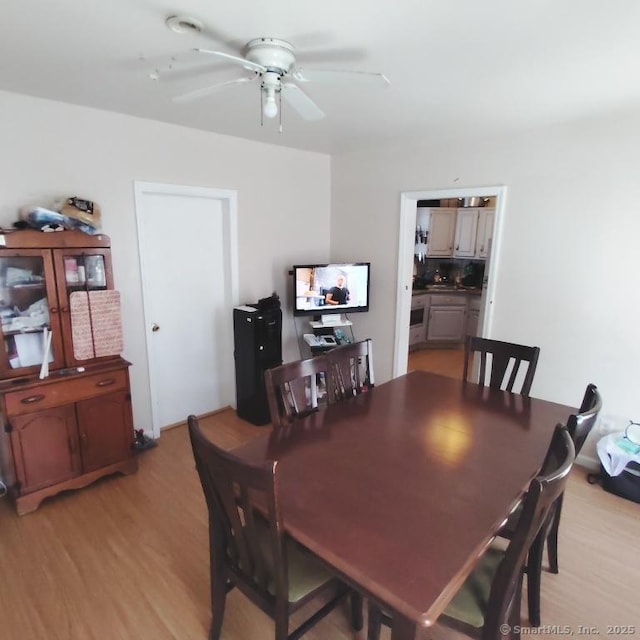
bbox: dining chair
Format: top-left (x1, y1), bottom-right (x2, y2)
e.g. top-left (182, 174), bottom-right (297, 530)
top-left (367, 424), bottom-right (575, 640)
top-left (498, 383), bottom-right (602, 626)
top-left (544, 383), bottom-right (602, 569)
top-left (187, 415), bottom-right (362, 640)
top-left (327, 339), bottom-right (375, 401)
top-left (463, 336), bottom-right (541, 396)
top-left (264, 355), bottom-right (334, 431)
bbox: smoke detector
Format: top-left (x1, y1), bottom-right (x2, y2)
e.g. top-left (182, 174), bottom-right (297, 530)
top-left (165, 15), bottom-right (203, 35)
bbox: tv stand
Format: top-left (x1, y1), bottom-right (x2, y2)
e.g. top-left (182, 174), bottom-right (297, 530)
top-left (309, 317), bottom-right (352, 330)
top-left (295, 316), bottom-right (355, 358)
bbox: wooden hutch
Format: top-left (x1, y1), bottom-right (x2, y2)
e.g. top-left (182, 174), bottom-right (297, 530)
top-left (0, 229), bottom-right (137, 514)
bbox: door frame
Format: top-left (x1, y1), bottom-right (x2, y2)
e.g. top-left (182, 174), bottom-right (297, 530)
top-left (393, 185), bottom-right (507, 378)
top-left (133, 181), bottom-right (239, 438)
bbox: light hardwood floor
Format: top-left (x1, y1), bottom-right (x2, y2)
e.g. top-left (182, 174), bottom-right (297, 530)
top-left (408, 346), bottom-right (465, 380)
top-left (0, 407), bottom-right (638, 640)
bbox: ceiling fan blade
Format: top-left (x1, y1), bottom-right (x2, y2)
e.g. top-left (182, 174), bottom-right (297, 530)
top-left (281, 83), bottom-right (325, 121)
top-left (295, 47), bottom-right (366, 65)
top-left (194, 48), bottom-right (266, 74)
top-left (292, 68), bottom-right (390, 87)
top-left (172, 76), bottom-right (256, 103)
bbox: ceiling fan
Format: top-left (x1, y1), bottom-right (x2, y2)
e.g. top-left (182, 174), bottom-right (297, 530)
top-left (171, 37), bottom-right (390, 124)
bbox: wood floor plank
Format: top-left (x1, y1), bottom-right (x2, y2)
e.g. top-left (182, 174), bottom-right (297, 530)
top-left (408, 347), bottom-right (465, 380)
top-left (0, 407), bottom-right (638, 640)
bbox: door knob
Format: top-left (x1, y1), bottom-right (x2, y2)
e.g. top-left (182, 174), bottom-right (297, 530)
top-left (151, 323), bottom-right (160, 332)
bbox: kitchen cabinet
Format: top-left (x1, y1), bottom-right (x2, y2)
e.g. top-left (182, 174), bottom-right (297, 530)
top-left (454, 209), bottom-right (479, 258)
top-left (475, 208), bottom-right (495, 259)
top-left (425, 208), bottom-right (456, 257)
top-left (452, 207), bottom-right (495, 260)
top-left (0, 230), bottom-right (137, 514)
top-left (466, 296), bottom-right (481, 337)
top-left (426, 294), bottom-right (467, 343)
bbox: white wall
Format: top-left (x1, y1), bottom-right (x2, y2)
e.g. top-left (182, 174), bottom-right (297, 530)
top-left (331, 111), bottom-right (640, 465)
top-left (0, 91), bottom-right (331, 434)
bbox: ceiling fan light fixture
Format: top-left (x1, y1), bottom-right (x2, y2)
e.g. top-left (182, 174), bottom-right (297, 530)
top-left (261, 72), bottom-right (281, 120)
top-left (263, 92), bottom-right (278, 119)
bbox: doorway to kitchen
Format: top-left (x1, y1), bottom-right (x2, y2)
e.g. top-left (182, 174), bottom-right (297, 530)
top-left (393, 186), bottom-right (507, 378)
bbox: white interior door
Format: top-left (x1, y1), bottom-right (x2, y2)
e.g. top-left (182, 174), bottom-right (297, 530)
top-left (134, 182), bottom-right (238, 437)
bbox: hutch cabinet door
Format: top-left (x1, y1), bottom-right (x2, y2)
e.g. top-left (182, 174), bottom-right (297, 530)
top-left (76, 389), bottom-right (133, 473)
top-left (0, 249), bottom-right (65, 378)
top-left (52, 248), bottom-right (114, 367)
top-left (10, 404), bottom-right (81, 493)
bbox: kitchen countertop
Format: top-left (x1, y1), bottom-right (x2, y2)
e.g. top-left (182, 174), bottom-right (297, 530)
top-left (412, 286), bottom-right (482, 296)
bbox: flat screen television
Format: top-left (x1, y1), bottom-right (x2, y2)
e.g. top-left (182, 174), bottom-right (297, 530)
top-left (293, 262), bottom-right (370, 318)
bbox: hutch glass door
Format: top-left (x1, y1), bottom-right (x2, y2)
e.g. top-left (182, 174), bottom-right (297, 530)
top-left (0, 250), bottom-right (63, 377)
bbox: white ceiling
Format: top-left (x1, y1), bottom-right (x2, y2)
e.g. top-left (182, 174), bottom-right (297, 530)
top-left (2, 0), bottom-right (640, 155)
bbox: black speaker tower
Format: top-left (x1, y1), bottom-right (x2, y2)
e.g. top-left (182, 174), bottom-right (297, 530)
top-left (233, 293), bottom-right (282, 425)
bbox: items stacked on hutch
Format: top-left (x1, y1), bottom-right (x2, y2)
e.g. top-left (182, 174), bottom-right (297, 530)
top-left (0, 230), bottom-right (137, 515)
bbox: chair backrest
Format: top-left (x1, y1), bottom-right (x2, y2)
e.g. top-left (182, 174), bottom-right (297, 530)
top-left (327, 339), bottom-right (375, 401)
top-left (483, 424), bottom-right (575, 637)
top-left (568, 383), bottom-right (602, 454)
top-left (187, 416), bottom-right (286, 609)
top-left (264, 355), bottom-right (334, 429)
top-left (463, 336), bottom-right (540, 396)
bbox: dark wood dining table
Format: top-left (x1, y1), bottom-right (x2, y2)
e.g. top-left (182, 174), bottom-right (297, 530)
top-left (231, 370), bottom-right (575, 639)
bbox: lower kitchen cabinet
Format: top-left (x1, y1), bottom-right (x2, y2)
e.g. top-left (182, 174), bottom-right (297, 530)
top-left (466, 296), bottom-right (481, 337)
top-left (427, 299), bottom-right (467, 343)
top-left (409, 324), bottom-right (427, 347)
top-left (0, 359), bottom-right (138, 515)
top-left (466, 307), bottom-right (479, 337)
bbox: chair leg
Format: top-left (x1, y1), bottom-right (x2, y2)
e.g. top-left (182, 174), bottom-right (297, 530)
top-left (527, 534), bottom-right (544, 628)
top-left (208, 524), bottom-right (229, 640)
top-left (546, 499), bottom-right (562, 574)
top-left (546, 525), bottom-right (559, 575)
top-left (275, 604), bottom-right (289, 640)
top-left (510, 580), bottom-right (523, 639)
top-left (208, 574), bottom-right (227, 640)
top-left (350, 590), bottom-right (364, 631)
top-left (367, 602), bottom-right (383, 640)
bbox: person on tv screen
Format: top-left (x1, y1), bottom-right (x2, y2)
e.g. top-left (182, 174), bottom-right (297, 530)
top-left (325, 275), bottom-right (351, 306)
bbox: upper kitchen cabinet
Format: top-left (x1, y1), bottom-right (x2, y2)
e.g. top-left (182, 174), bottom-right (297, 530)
top-left (453, 207), bottom-right (495, 260)
top-left (475, 208), bottom-right (495, 259)
top-left (0, 230), bottom-right (114, 378)
top-left (418, 207), bottom-right (456, 257)
top-left (453, 209), bottom-right (479, 258)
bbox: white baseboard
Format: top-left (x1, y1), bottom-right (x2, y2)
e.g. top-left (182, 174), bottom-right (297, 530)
top-left (576, 453), bottom-right (599, 472)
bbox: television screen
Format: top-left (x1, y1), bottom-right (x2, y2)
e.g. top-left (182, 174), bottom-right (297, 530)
top-left (293, 262), bottom-right (370, 317)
